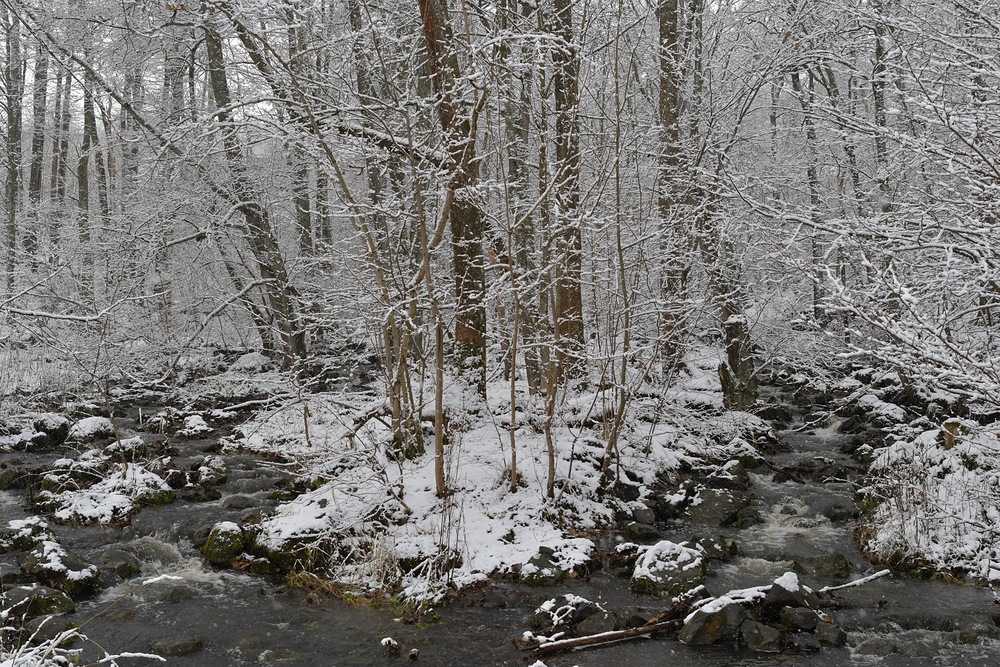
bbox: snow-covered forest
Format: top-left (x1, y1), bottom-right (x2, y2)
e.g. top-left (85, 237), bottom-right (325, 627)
top-left (1, 0), bottom-right (999, 664)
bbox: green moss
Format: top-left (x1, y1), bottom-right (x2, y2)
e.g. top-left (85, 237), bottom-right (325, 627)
top-left (201, 523), bottom-right (246, 567)
top-left (138, 489), bottom-right (176, 506)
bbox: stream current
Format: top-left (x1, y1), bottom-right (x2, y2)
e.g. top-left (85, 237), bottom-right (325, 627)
top-left (2, 401), bottom-right (999, 667)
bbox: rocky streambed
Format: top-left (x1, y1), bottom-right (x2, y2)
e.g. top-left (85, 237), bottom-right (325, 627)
top-left (0, 378), bottom-right (998, 666)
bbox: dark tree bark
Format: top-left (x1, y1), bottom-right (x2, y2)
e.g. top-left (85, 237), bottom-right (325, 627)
top-left (416, 0), bottom-right (487, 394)
top-left (25, 41), bottom-right (48, 263)
top-left (49, 63), bottom-right (73, 245)
top-left (4, 10), bottom-right (24, 293)
top-left (657, 0), bottom-right (689, 367)
top-left (77, 69), bottom-right (99, 297)
top-left (550, 0), bottom-right (585, 379)
top-left (286, 12), bottom-right (312, 256)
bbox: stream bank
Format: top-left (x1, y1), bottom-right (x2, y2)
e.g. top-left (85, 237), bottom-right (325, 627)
top-left (0, 373), bottom-right (998, 666)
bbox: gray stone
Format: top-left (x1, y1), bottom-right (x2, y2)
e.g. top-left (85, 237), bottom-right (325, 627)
top-left (631, 506), bottom-right (656, 525)
top-left (622, 521), bottom-right (660, 543)
top-left (222, 494), bottom-right (261, 510)
top-left (779, 606), bottom-right (818, 631)
top-left (741, 620), bottom-right (782, 652)
top-left (91, 547), bottom-right (142, 583)
top-left (0, 561), bottom-right (31, 584)
top-left (609, 542), bottom-right (641, 577)
top-left (629, 540), bottom-right (705, 598)
top-left (854, 637), bottom-right (899, 656)
top-left (759, 575), bottom-right (817, 623)
top-left (784, 631), bottom-right (821, 652)
top-left (757, 404), bottom-right (794, 424)
top-left (201, 522), bottom-right (245, 567)
top-left (820, 501), bottom-right (860, 523)
top-left (23, 544), bottom-right (101, 599)
top-left (691, 536), bottom-right (738, 561)
top-left (679, 602), bottom-right (748, 645)
top-left (151, 637), bottom-right (204, 656)
top-left (29, 414), bottom-right (70, 450)
top-left (687, 489), bottom-right (747, 527)
top-left (519, 554), bottom-right (564, 586)
top-left (24, 615), bottom-right (76, 646)
top-left (530, 594), bottom-right (601, 631)
top-left (816, 622), bottom-right (847, 647)
top-left (803, 412), bottom-right (830, 428)
top-left (576, 611), bottom-right (618, 635)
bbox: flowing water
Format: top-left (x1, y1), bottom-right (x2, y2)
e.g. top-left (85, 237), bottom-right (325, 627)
top-left (2, 399), bottom-right (1000, 667)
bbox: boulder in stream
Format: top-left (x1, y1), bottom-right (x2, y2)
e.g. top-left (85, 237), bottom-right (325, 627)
top-left (686, 488), bottom-right (749, 527)
top-left (676, 572), bottom-right (843, 654)
top-left (201, 521), bottom-right (246, 566)
top-left (0, 516), bottom-right (50, 553)
top-left (29, 414), bottom-right (71, 450)
top-left (23, 540), bottom-right (102, 598)
top-left (793, 553), bottom-right (853, 580)
top-left (66, 416), bottom-right (115, 442)
top-left (2, 585), bottom-right (75, 616)
top-left (741, 619), bottom-right (782, 652)
top-left (151, 637), bottom-right (204, 656)
top-left (628, 540), bottom-right (705, 597)
top-left (24, 615), bottom-right (77, 646)
top-left (678, 601), bottom-right (748, 645)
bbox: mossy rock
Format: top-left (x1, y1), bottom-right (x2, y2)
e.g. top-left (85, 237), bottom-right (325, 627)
top-left (2, 585), bottom-right (75, 617)
top-left (138, 488), bottom-right (176, 506)
top-left (201, 522), bottom-right (246, 567)
top-left (0, 467), bottom-right (33, 491)
top-left (23, 542), bottom-right (102, 599)
top-left (687, 489), bottom-right (749, 527)
top-left (793, 553), bottom-right (852, 580)
top-left (257, 537), bottom-right (333, 573)
top-left (0, 518), bottom-right (51, 553)
top-left (518, 553), bottom-right (565, 586)
top-left (628, 540), bottom-right (705, 597)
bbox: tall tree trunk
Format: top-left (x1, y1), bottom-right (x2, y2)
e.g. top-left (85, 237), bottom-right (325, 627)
top-left (871, 0), bottom-right (892, 212)
top-left (500, 0), bottom-right (543, 393)
top-left (287, 13), bottom-right (313, 256)
top-left (657, 0), bottom-right (687, 370)
top-left (78, 69), bottom-right (99, 298)
top-left (49, 63), bottom-right (72, 245)
top-left (550, 0), bottom-right (585, 379)
top-left (4, 9), bottom-right (24, 294)
top-left (25, 41), bottom-right (48, 264)
top-left (416, 0), bottom-right (487, 394)
top-left (203, 19), bottom-right (306, 368)
top-left (791, 69), bottom-right (825, 321)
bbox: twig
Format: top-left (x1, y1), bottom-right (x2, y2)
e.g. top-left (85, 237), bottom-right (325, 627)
top-left (819, 568), bottom-right (891, 594)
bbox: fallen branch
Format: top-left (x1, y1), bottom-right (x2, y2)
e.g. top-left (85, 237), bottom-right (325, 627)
top-left (519, 589), bottom-right (701, 658)
top-left (528, 618), bottom-right (685, 657)
top-left (819, 568), bottom-right (891, 594)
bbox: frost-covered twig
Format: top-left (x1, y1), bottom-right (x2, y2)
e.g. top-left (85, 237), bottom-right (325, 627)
top-left (819, 568), bottom-right (891, 594)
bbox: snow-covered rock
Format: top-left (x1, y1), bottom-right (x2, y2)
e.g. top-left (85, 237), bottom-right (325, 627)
top-left (67, 417), bottom-right (115, 442)
top-left (629, 540), bottom-right (705, 597)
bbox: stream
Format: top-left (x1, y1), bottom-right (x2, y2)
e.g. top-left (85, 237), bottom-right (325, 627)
top-left (2, 390), bottom-right (1000, 667)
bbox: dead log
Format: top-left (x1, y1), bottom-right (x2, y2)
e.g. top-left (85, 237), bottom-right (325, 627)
top-left (518, 593), bottom-right (697, 659)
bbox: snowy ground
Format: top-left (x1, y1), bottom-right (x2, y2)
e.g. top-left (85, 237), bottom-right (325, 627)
top-left (222, 347), bottom-right (770, 601)
top-left (861, 420), bottom-right (1000, 579)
